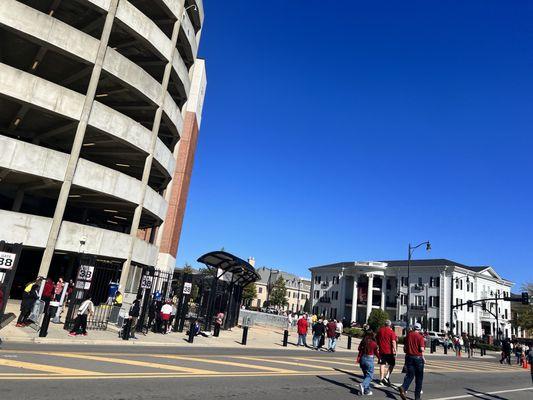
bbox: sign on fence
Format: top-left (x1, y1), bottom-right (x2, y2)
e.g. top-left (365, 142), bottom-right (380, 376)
top-left (0, 252), bottom-right (16, 270)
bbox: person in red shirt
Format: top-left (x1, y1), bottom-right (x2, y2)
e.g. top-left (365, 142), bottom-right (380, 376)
top-left (357, 330), bottom-right (380, 396)
top-left (326, 319), bottom-right (338, 352)
top-left (376, 319), bottom-right (397, 386)
top-left (296, 314), bottom-right (309, 347)
top-left (399, 323), bottom-right (426, 400)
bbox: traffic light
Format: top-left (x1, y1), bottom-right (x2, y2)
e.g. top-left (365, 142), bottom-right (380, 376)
top-left (522, 292), bottom-right (530, 305)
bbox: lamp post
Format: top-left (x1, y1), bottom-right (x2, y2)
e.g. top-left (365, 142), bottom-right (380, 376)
top-left (406, 241), bottom-right (431, 327)
top-left (265, 268), bottom-right (279, 306)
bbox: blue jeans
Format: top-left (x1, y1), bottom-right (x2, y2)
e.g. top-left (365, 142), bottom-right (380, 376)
top-left (297, 334), bottom-right (307, 346)
top-left (402, 356), bottom-right (425, 399)
top-left (313, 334), bottom-right (321, 348)
top-left (360, 355), bottom-right (374, 393)
top-left (328, 337), bottom-right (337, 350)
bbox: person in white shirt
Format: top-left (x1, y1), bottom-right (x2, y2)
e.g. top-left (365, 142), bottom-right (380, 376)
top-left (68, 296), bottom-right (94, 336)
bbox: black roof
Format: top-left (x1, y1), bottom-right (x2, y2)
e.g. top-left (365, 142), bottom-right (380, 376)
top-left (197, 251), bottom-right (260, 285)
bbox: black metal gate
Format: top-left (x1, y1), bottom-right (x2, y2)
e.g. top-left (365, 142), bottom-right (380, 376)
top-left (64, 256), bottom-right (122, 331)
top-left (135, 267), bottom-right (173, 333)
top-left (0, 241), bottom-right (23, 328)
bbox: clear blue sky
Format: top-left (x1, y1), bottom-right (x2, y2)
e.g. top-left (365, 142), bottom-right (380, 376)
top-left (177, 0), bottom-right (533, 291)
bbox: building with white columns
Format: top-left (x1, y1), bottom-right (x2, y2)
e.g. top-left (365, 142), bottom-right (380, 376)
top-left (0, 0), bottom-right (206, 301)
top-left (309, 259), bottom-right (513, 338)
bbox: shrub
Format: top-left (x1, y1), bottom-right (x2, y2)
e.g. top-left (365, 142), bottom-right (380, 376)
top-left (343, 327), bottom-right (365, 338)
top-left (367, 309), bottom-right (390, 332)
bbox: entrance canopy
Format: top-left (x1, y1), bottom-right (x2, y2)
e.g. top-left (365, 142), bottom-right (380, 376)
top-left (197, 251), bottom-right (259, 286)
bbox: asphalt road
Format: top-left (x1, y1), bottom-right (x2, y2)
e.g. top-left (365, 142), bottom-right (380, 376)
top-left (0, 343), bottom-right (531, 400)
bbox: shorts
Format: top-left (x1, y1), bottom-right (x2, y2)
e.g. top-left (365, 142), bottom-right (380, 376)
top-left (378, 354), bottom-right (396, 366)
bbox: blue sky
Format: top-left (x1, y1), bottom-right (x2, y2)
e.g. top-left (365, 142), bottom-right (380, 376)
top-left (177, 0), bottom-right (533, 290)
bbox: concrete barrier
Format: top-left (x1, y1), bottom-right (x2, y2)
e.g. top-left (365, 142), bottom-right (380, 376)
top-left (238, 310), bottom-right (288, 329)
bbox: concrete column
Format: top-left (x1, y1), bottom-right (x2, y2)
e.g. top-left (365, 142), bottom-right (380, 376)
top-left (12, 189), bottom-right (24, 212)
top-left (381, 275), bottom-right (386, 310)
top-left (119, 13), bottom-right (184, 292)
top-left (351, 276), bottom-right (358, 323)
top-left (366, 274), bottom-right (374, 321)
top-left (37, 0), bottom-right (120, 278)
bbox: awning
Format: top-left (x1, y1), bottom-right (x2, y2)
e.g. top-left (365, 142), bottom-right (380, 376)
top-left (197, 251), bottom-right (260, 285)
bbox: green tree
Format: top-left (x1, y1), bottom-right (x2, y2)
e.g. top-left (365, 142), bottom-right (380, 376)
top-left (303, 298), bottom-right (311, 313)
top-left (269, 276), bottom-right (288, 309)
top-left (183, 263), bottom-right (193, 274)
top-left (367, 308), bottom-right (389, 332)
top-left (241, 282), bottom-right (257, 306)
top-left (512, 282), bottom-right (533, 334)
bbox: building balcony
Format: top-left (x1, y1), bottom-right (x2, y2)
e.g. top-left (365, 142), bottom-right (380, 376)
top-left (318, 297), bottom-right (331, 303)
top-left (410, 304), bottom-right (426, 311)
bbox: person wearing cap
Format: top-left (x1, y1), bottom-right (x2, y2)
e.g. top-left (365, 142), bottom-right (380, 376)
top-left (376, 319), bottom-right (397, 386)
top-left (399, 322), bottom-right (426, 400)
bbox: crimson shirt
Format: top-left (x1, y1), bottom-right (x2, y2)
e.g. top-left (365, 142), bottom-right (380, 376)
top-left (404, 331), bottom-right (425, 356)
top-left (376, 326), bottom-right (397, 355)
top-left (297, 318), bottom-right (308, 334)
top-left (358, 339), bottom-right (380, 357)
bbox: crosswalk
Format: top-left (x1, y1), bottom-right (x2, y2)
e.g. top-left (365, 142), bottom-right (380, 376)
top-left (0, 351), bottom-right (527, 381)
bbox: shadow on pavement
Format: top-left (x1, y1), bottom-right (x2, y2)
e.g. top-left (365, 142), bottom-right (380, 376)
top-left (464, 388), bottom-right (509, 400)
top-left (318, 369), bottom-right (400, 399)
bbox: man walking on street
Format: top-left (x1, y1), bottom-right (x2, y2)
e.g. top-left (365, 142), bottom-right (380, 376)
top-left (399, 323), bottom-right (425, 400)
top-left (297, 314), bottom-right (308, 347)
top-left (128, 294), bottom-right (142, 340)
top-left (377, 319), bottom-right (397, 386)
top-left (326, 319), bottom-right (338, 352)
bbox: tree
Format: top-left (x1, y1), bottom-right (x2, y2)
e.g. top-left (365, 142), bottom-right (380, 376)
top-left (183, 263), bottom-right (193, 274)
top-left (367, 309), bottom-right (389, 332)
top-left (303, 298), bottom-right (311, 313)
top-left (512, 282), bottom-right (533, 335)
top-left (241, 282), bottom-right (257, 306)
top-left (269, 276), bottom-right (288, 309)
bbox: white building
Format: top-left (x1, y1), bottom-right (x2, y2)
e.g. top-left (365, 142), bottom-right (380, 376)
top-left (309, 259), bottom-right (513, 338)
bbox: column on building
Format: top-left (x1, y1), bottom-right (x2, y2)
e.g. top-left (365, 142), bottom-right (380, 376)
top-left (366, 274), bottom-right (374, 320)
top-left (381, 276), bottom-right (386, 309)
top-left (351, 276), bottom-right (358, 323)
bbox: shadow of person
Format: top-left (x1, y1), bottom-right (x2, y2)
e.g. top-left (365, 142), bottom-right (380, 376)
top-left (464, 388), bottom-right (509, 400)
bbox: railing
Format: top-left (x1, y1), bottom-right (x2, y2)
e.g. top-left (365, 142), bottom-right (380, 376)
top-left (410, 304), bottom-right (426, 311)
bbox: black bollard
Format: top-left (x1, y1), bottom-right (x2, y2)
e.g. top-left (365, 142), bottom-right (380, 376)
top-left (444, 344), bottom-right (448, 354)
top-left (122, 318), bottom-right (131, 340)
top-left (283, 330), bottom-right (289, 347)
top-left (241, 326), bottom-right (248, 345)
top-left (347, 335), bottom-right (352, 350)
top-left (39, 309), bottom-right (53, 337)
top-left (188, 326), bottom-right (195, 343)
top-left (214, 323), bottom-right (220, 337)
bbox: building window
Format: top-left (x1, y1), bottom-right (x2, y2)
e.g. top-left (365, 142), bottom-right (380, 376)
top-left (429, 296), bottom-right (440, 307)
top-left (401, 295), bottom-right (407, 305)
top-left (314, 290), bottom-right (320, 299)
top-left (401, 277), bottom-right (408, 287)
top-left (418, 277), bottom-right (423, 285)
top-left (415, 296), bottom-right (425, 306)
top-left (258, 287), bottom-right (263, 294)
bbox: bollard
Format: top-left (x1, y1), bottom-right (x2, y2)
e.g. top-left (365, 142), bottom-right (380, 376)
top-left (188, 326), bottom-right (195, 343)
top-left (430, 341), bottom-right (435, 354)
top-left (283, 330), bottom-right (289, 347)
top-left (213, 323), bottom-right (220, 337)
top-left (242, 326), bottom-right (249, 345)
top-left (39, 310), bottom-right (52, 337)
top-left (444, 344), bottom-right (448, 354)
top-left (347, 335), bottom-right (352, 350)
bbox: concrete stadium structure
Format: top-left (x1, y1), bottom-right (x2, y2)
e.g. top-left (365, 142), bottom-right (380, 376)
top-left (0, 0), bottom-right (206, 301)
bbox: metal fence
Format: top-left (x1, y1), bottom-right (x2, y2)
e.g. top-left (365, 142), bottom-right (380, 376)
top-left (238, 310), bottom-right (289, 329)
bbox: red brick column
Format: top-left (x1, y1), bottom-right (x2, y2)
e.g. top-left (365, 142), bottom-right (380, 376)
top-left (159, 111), bottom-right (200, 257)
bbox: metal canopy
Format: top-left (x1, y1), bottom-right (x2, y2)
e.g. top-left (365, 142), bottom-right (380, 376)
top-left (197, 251), bottom-right (259, 286)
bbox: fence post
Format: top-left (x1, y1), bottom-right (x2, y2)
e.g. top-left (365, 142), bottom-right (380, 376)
top-left (347, 335), bottom-right (352, 350)
top-left (444, 344), bottom-right (448, 354)
top-left (242, 326), bottom-right (249, 345)
top-left (283, 330), bottom-right (289, 347)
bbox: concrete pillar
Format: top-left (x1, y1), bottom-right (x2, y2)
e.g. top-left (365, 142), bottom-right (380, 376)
top-left (12, 189), bottom-right (24, 212)
top-left (366, 274), bottom-right (374, 321)
top-left (351, 276), bottom-right (358, 323)
top-left (381, 275), bottom-right (386, 310)
top-left (119, 13), bottom-right (184, 292)
top-left (37, 0), bottom-right (120, 278)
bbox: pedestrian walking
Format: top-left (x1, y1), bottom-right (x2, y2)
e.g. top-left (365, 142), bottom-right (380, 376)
top-left (16, 282), bottom-right (39, 326)
top-left (398, 323), bottom-right (426, 400)
top-left (336, 319), bottom-right (343, 341)
top-left (312, 318), bottom-right (326, 350)
top-left (462, 334), bottom-right (472, 359)
top-left (500, 338), bottom-right (511, 364)
top-left (160, 301), bottom-right (173, 334)
top-left (68, 296), bottom-right (94, 336)
top-left (54, 277), bottom-right (64, 301)
top-left (296, 314), bottom-right (308, 347)
top-left (326, 319), bottom-right (338, 352)
top-left (357, 330), bottom-right (379, 396)
top-left (376, 319), bottom-right (397, 386)
top-left (128, 294), bottom-right (142, 339)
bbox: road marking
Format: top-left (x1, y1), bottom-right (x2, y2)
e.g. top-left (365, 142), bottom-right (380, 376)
top-left (428, 387), bottom-right (533, 400)
top-left (290, 357), bottom-right (354, 367)
top-left (0, 369), bottom-right (345, 380)
top-left (0, 358), bottom-right (101, 375)
top-left (230, 356), bottom-right (333, 370)
top-left (150, 355), bottom-right (295, 373)
top-left (31, 352), bottom-right (218, 375)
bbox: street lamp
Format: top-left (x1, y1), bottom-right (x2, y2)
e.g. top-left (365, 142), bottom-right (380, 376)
top-left (265, 268), bottom-right (280, 306)
top-left (406, 241), bottom-right (431, 327)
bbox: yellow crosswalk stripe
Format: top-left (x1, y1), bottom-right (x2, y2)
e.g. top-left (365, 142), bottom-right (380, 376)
top-left (289, 357), bottom-right (354, 367)
top-left (230, 356), bottom-right (333, 371)
top-left (151, 355), bottom-right (295, 373)
top-left (31, 352), bottom-right (218, 375)
top-left (0, 358), bottom-right (102, 375)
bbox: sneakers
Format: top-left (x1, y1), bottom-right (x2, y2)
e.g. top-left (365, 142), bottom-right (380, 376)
top-left (365, 391), bottom-right (373, 396)
top-left (68, 332), bottom-right (77, 336)
top-left (82, 333), bottom-right (88, 336)
top-left (15, 323), bottom-right (23, 328)
top-left (359, 383), bottom-right (365, 396)
top-left (376, 380), bottom-right (385, 387)
top-left (398, 387), bottom-right (407, 400)
top-left (384, 378), bottom-right (392, 386)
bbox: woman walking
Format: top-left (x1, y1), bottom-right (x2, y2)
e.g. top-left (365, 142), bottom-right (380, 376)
top-left (357, 330), bottom-right (379, 396)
